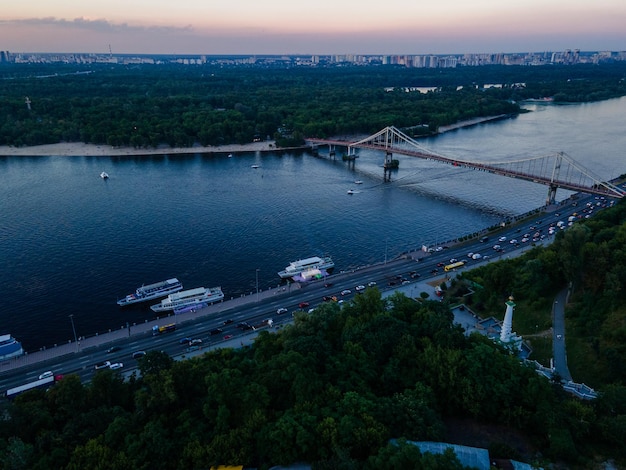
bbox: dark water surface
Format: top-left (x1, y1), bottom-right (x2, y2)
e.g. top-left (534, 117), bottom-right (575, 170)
top-left (1, 97), bottom-right (625, 351)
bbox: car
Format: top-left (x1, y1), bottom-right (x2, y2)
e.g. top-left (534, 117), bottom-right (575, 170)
top-left (402, 280), bottom-right (410, 285)
top-left (237, 322), bottom-right (253, 330)
top-left (341, 289), bottom-right (352, 296)
top-left (387, 281), bottom-right (397, 286)
top-left (410, 272), bottom-right (421, 279)
top-left (209, 328), bottom-right (223, 335)
top-left (435, 246), bottom-right (443, 252)
top-left (109, 362), bottom-right (124, 370)
top-left (298, 302), bottom-right (310, 309)
top-left (179, 337), bottom-right (193, 344)
top-left (430, 269), bottom-right (438, 274)
top-left (38, 371), bottom-right (53, 380)
top-left (324, 283), bottom-right (333, 288)
top-left (467, 252), bottom-right (474, 258)
top-left (106, 346), bottom-right (121, 354)
top-left (480, 236), bottom-right (489, 243)
top-left (492, 244), bottom-right (501, 250)
top-left (367, 281), bottom-right (377, 287)
top-left (94, 361), bottom-right (111, 370)
top-left (276, 307), bottom-right (288, 314)
top-left (449, 258), bottom-right (457, 264)
top-left (355, 285), bottom-right (366, 291)
top-left (190, 339), bottom-right (203, 345)
top-left (322, 296), bottom-right (332, 302)
top-left (498, 236), bottom-right (507, 242)
top-left (132, 351), bottom-right (146, 359)
top-left (223, 319), bottom-right (234, 325)
top-left (223, 334), bottom-right (233, 340)
top-left (186, 345), bottom-right (201, 352)
top-left (509, 239), bottom-right (518, 244)
top-left (437, 262), bottom-right (445, 267)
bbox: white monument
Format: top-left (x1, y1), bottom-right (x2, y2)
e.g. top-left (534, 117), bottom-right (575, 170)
top-left (498, 296), bottom-right (523, 351)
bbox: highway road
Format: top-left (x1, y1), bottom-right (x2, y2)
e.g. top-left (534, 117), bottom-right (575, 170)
top-left (0, 190), bottom-right (616, 396)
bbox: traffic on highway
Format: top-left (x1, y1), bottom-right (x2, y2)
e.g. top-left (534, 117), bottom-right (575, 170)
top-left (0, 190), bottom-right (617, 397)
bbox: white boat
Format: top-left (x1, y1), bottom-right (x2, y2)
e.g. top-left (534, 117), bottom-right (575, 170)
top-left (228, 154), bottom-right (233, 158)
top-left (100, 171), bottom-right (109, 179)
top-left (251, 164), bottom-right (259, 169)
top-left (0, 334), bottom-right (24, 361)
top-left (117, 278), bottom-right (183, 306)
top-left (354, 180), bottom-right (363, 184)
top-left (347, 189), bottom-right (355, 195)
top-left (278, 256), bottom-right (334, 279)
top-left (150, 286), bottom-right (224, 312)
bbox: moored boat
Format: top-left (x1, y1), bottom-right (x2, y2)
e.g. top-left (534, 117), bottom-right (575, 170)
top-left (150, 286), bottom-right (224, 312)
top-left (117, 278), bottom-right (183, 306)
top-left (278, 256), bottom-right (334, 280)
top-left (0, 334), bottom-right (24, 360)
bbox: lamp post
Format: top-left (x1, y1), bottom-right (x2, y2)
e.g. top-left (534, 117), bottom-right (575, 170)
top-left (69, 314), bottom-right (78, 352)
top-left (255, 268), bottom-right (260, 302)
top-left (384, 237), bottom-right (388, 265)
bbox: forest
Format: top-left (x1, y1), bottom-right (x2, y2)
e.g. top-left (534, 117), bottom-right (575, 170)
top-left (1, 62), bottom-right (625, 148)
top-left (3, 194), bottom-right (626, 470)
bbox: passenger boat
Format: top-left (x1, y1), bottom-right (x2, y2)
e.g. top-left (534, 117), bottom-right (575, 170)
top-left (117, 278), bottom-right (183, 306)
top-left (278, 256), bottom-right (334, 280)
top-left (150, 286), bottom-right (224, 312)
top-left (0, 334), bottom-right (24, 361)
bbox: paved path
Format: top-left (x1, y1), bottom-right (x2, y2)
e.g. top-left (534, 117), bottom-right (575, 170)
top-left (552, 287), bottom-right (572, 381)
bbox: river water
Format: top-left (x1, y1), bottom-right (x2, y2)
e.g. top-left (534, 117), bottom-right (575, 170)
top-left (1, 97), bottom-right (625, 351)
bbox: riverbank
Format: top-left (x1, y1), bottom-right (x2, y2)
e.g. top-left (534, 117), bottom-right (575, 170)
top-left (0, 140), bottom-right (279, 157)
top-left (0, 114), bottom-right (512, 157)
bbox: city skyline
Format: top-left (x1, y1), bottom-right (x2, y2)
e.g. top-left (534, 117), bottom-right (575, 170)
top-left (1, 0), bottom-right (625, 55)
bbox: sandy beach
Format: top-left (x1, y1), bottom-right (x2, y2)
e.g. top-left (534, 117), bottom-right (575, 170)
top-left (0, 115), bottom-right (511, 157)
top-left (0, 140), bottom-right (278, 157)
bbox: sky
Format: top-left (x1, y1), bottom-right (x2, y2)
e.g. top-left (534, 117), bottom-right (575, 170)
top-left (1, 0), bottom-right (625, 55)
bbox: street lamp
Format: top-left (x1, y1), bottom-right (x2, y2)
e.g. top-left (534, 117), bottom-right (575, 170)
top-left (384, 237), bottom-right (388, 265)
top-left (69, 314), bottom-right (78, 352)
top-left (255, 268), bottom-right (260, 302)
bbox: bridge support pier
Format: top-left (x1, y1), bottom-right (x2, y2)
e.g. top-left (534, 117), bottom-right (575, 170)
top-left (329, 144), bottom-right (336, 159)
top-left (546, 184), bottom-right (558, 205)
top-left (383, 151), bottom-right (393, 182)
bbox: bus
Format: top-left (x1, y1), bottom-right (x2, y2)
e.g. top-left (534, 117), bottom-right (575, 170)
top-left (5, 375), bottom-right (61, 399)
top-left (444, 261), bottom-right (465, 272)
top-left (152, 323), bottom-right (176, 335)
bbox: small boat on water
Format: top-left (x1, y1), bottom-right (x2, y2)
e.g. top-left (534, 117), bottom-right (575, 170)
top-left (347, 189), bottom-right (355, 195)
top-left (228, 154), bottom-right (233, 158)
top-left (100, 171), bottom-right (109, 179)
top-left (117, 278), bottom-right (183, 306)
top-left (354, 180), bottom-right (363, 184)
top-left (251, 164), bottom-right (259, 169)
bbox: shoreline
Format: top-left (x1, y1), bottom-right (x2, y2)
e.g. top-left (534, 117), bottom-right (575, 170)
top-left (0, 140), bottom-right (280, 157)
top-left (0, 115), bottom-right (513, 157)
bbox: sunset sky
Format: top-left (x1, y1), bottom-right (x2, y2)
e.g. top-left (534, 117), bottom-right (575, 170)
top-left (1, 0), bottom-right (625, 55)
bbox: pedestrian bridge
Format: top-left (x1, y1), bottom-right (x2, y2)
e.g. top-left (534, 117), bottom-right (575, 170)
top-left (307, 126), bottom-right (625, 203)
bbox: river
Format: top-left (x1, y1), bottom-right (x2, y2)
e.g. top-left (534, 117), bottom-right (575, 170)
top-left (1, 97), bottom-right (624, 351)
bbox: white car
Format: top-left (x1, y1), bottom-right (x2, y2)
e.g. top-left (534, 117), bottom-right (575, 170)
top-left (109, 362), bottom-right (124, 370)
top-left (355, 285), bottom-right (366, 291)
top-left (510, 239), bottom-right (518, 244)
top-left (341, 289), bottom-right (352, 296)
top-left (38, 371), bottom-right (54, 380)
top-left (492, 244), bottom-right (501, 250)
top-left (276, 307), bottom-right (288, 315)
top-left (367, 281), bottom-right (377, 287)
top-left (498, 236), bottom-right (507, 242)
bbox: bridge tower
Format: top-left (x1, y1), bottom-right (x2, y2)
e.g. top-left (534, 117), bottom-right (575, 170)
top-left (329, 144), bottom-right (336, 159)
